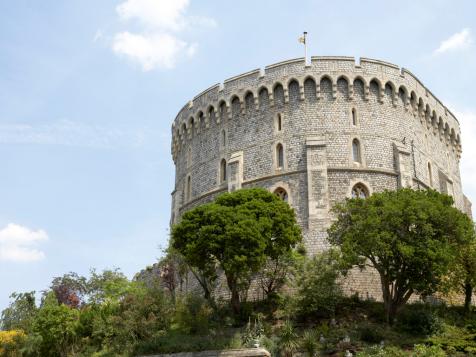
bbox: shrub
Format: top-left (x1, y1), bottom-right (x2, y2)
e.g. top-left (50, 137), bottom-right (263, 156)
top-left (356, 345), bottom-right (406, 357)
top-left (396, 305), bottom-right (441, 336)
top-left (295, 250), bottom-right (344, 318)
top-left (174, 294), bottom-right (214, 334)
top-left (413, 344), bottom-right (446, 357)
top-left (278, 320), bottom-right (299, 357)
top-left (0, 329), bottom-right (26, 356)
top-left (359, 324), bottom-right (385, 343)
top-left (427, 323), bottom-right (476, 353)
top-left (300, 329), bottom-right (320, 357)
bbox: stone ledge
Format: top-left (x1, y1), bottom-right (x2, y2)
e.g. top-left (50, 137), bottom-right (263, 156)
top-left (138, 347), bottom-right (271, 357)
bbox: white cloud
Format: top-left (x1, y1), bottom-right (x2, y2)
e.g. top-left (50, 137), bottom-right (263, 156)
top-left (0, 223), bottom-right (48, 263)
top-left (112, 0), bottom-right (215, 70)
top-left (116, 0), bottom-right (189, 31)
top-left (113, 32), bottom-right (196, 71)
top-left (434, 28), bottom-right (473, 54)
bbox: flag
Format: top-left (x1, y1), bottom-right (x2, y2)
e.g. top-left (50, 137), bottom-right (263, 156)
top-left (298, 35), bottom-right (306, 44)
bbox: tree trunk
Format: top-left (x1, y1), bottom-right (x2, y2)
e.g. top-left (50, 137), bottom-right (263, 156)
top-left (464, 280), bottom-right (473, 314)
top-left (226, 274), bottom-right (241, 315)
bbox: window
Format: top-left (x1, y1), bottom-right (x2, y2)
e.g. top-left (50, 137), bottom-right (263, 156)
top-left (352, 139), bottom-right (361, 163)
top-left (220, 159), bottom-right (227, 183)
top-left (221, 130), bottom-right (226, 147)
top-left (428, 162), bottom-right (433, 187)
top-left (352, 108), bottom-right (357, 126)
top-left (274, 187), bottom-right (288, 202)
top-left (186, 176), bottom-right (191, 201)
top-left (276, 144), bottom-right (284, 169)
top-left (351, 183), bottom-right (368, 199)
top-left (277, 113), bottom-right (282, 131)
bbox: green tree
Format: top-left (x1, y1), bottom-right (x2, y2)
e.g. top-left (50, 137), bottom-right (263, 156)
top-left (1, 291), bottom-right (37, 332)
top-left (328, 188), bottom-right (473, 324)
top-left (172, 188), bottom-right (302, 314)
top-left (32, 292), bottom-right (80, 357)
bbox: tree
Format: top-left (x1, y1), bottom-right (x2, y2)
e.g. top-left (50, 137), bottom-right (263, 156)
top-left (172, 188), bottom-right (302, 314)
top-left (0, 292), bottom-right (37, 331)
top-left (50, 272), bottom-right (87, 308)
top-left (328, 188), bottom-right (473, 324)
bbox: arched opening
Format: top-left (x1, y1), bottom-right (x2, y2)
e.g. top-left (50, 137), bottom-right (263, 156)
top-left (351, 108), bottom-right (357, 126)
top-left (353, 78), bottom-right (365, 100)
top-left (337, 77), bottom-right (349, 99)
top-left (276, 143), bottom-right (284, 169)
top-left (220, 159), bottom-right (227, 183)
top-left (288, 79), bottom-right (300, 104)
top-left (351, 183), bottom-right (369, 199)
top-left (428, 162), bottom-right (433, 187)
top-left (352, 138), bottom-right (361, 163)
top-left (258, 87), bottom-right (269, 108)
top-left (304, 77), bottom-right (317, 101)
top-left (274, 187), bottom-right (288, 202)
top-left (245, 92), bottom-right (254, 112)
top-left (320, 77), bottom-right (333, 101)
top-left (273, 83), bottom-right (285, 107)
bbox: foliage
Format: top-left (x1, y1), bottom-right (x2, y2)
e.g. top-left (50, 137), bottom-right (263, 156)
top-left (356, 346), bottom-right (407, 357)
top-left (0, 329), bottom-right (26, 356)
top-left (0, 292), bottom-right (37, 332)
top-left (172, 188), bottom-right (302, 314)
top-left (427, 323), bottom-right (476, 353)
top-left (300, 329), bottom-right (320, 357)
top-left (412, 344), bottom-right (446, 357)
top-left (396, 305), bottom-right (442, 336)
top-left (50, 272), bottom-right (88, 308)
top-left (358, 324), bottom-right (386, 343)
top-left (31, 292), bottom-right (80, 356)
top-left (328, 188), bottom-right (474, 324)
top-left (174, 294), bottom-right (214, 334)
top-left (278, 320), bottom-right (299, 357)
top-left (295, 250), bottom-right (344, 318)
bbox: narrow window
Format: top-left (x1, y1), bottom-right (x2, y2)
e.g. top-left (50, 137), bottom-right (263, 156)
top-left (186, 176), bottom-right (191, 201)
top-left (274, 187), bottom-right (288, 202)
top-left (351, 183), bottom-right (368, 199)
top-left (352, 139), bottom-right (361, 163)
top-left (428, 162), bottom-right (433, 187)
top-left (352, 108), bottom-right (357, 126)
top-left (276, 144), bottom-right (284, 169)
top-left (221, 130), bottom-right (226, 147)
top-left (220, 159), bottom-right (227, 183)
top-left (277, 113), bottom-right (282, 131)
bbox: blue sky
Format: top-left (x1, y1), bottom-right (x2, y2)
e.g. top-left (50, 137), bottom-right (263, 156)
top-left (1, 0), bottom-right (476, 311)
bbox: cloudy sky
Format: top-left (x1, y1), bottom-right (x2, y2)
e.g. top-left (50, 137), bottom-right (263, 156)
top-left (1, 0), bottom-right (476, 310)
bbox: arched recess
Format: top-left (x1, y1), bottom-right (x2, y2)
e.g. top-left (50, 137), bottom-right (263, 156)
top-left (244, 91), bottom-right (255, 113)
top-left (288, 79), bottom-right (300, 105)
top-left (207, 105), bottom-right (216, 125)
top-left (304, 76), bottom-right (317, 102)
top-left (231, 95), bottom-right (241, 118)
top-left (351, 137), bottom-right (363, 165)
top-left (336, 76), bottom-right (349, 100)
top-left (384, 81), bottom-right (395, 104)
top-left (219, 158), bottom-right (227, 184)
top-left (369, 79), bottom-right (381, 101)
top-left (218, 100), bottom-right (227, 122)
top-left (398, 86), bottom-right (408, 106)
top-left (186, 175), bottom-right (192, 201)
top-left (320, 76), bottom-right (333, 101)
top-left (258, 87), bottom-right (269, 109)
top-left (353, 77), bottom-right (366, 100)
top-left (428, 162), bottom-right (433, 187)
top-left (273, 83), bottom-right (285, 107)
top-left (275, 143), bottom-right (284, 169)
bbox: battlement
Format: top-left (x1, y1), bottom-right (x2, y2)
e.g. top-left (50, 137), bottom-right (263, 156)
top-left (171, 56), bottom-right (462, 163)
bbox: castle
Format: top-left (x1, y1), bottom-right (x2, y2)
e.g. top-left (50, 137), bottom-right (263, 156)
top-left (169, 56), bottom-right (472, 299)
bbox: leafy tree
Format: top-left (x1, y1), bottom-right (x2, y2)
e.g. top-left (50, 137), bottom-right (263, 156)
top-left (32, 292), bottom-right (80, 357)
top-left (86, 268), bottom-right (131, 305)
top-left (172, 188), bottom-right (302, 314)
top-left (328, 188), bottom-right (473, 324)
top-left (50, 272), bottom-right (87, 308)
top-left (0, 292), bottom-right (37, 332)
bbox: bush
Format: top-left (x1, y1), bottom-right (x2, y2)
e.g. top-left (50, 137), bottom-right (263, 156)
top-left (359, 324), bottom-right (385, 343)
top-left (0, 330), bottom-right (26, 356)
top-left (174, 294), bottom-right (214, 334)
top-left (396, 305), bottom-right (441, 336)
top-left (427, 323), bottom-right (476, 353)
top-left (413, 344), bottom-right (446, 357)
top-left (356, 345), bottom-right (406, 357)
top-left (295, 250), bottom-right (344, 318)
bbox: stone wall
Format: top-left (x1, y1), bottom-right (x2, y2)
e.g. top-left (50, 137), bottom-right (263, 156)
top-left (169, 56), bottom-right (470, 300)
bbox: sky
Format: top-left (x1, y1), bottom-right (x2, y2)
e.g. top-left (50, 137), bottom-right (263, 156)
top-left (1, 0), bottom-right (476, 311)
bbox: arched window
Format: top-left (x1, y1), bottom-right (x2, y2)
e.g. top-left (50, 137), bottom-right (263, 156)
top-left (221, 129), bottom-right (226, 147)
top-left (351, 183), bottom-right (368, 199)
top-left (276, 143), bottom-right (284, 169)
top-left (277, 113), bottom-right (282, 132)
top-left (186, 176), bottom-right (191, 201)
top-left (220, 159), bottom-right (227, 183)
top-left (428, 162), bottom-right (433, 187)
top-left (352, 138), bottom-right (361, 163)
top-left (274, 187), bottom-right (288, 202)
top-left (351, 108), bottom-right (357, 126)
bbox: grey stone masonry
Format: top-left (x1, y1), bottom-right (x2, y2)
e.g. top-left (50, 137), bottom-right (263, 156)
top-left (169, 56), bottom-right (472, 300)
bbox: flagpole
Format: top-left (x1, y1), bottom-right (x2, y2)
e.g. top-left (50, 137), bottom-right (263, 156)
top-left (303, 31), bottom-right (307, 64)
